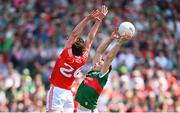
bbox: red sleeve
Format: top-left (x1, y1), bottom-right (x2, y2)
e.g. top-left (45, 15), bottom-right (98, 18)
top-left (67, 47), bottom-right (73, 57)
top-left (58, 47), bottom-right (73, 61)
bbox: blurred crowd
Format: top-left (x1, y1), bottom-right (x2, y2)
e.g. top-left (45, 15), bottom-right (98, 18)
top-left (0, 0), bottom-right (180, 112)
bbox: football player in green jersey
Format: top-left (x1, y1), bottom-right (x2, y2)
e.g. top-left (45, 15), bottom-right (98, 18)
top-left (75, 28), bottom-right (132, 113)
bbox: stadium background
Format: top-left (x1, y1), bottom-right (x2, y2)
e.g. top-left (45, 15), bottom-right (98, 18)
top-left (0, 0), bottom-right (180, 112)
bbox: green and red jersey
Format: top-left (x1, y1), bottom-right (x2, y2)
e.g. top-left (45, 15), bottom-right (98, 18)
top-left (75, 67), bottom-right (112, 110)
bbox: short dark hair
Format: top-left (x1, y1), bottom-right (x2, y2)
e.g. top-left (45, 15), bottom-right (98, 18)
top-left (72, 37), bottom-right (85, 56)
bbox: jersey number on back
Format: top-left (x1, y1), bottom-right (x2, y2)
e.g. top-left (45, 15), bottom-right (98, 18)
top-left (60, 63), bottom-right (82, 77)
top-left (60, 63), bottom-right (74, 77)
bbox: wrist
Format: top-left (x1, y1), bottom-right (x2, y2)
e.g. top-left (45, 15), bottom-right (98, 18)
top-left (95, 18), bottom-right (102, 23)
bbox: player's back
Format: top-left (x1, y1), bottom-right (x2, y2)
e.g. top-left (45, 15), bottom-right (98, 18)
top-left (49, 47), bottom-right (88, 90)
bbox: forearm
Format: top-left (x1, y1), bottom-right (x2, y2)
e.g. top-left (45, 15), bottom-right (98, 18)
top-left (85, 20), bottom-right (102, 48)
top-left (105, 39), bottom-right (126, 62)
top-left (96, 35), bottom-right (115, 54)
top-left (71, 17), bottom-right (90, 37)
top-left (65, 17), bottom-right (90, 48)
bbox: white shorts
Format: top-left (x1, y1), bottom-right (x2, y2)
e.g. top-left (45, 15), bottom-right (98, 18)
top-left (46, 85), bottom-right (74, 113)
top-left (77, 104), bottom-right (99, 113)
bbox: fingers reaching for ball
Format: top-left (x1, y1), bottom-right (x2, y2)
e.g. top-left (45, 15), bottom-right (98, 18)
top-left (111, 28), bottom-right (120, 39)
top-left (124, 32), bottom-right (133, 40)
top-left (88, 5), bottom-right (108, 21)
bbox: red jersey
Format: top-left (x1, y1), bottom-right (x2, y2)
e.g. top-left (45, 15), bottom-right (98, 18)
top-left (49, 47), bottom-right (89, 90)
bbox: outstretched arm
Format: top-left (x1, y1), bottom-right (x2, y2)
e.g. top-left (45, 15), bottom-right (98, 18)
top-left (92, 29), bottom-right (118, 66)
top-left (65, 10), bottom-right (97, 48)
top-left (100, 33), bottom-right (131, 74)
top-left (85, 20), bottom-right (102, 50)
top-left (85, 5), bottom-right (108, 50)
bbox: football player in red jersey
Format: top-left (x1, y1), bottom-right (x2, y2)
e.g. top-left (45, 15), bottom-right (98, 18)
top-left (46, 6), bottom-right (108, 113)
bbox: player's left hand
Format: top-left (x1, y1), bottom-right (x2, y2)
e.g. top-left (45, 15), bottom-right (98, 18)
top-left (111, 28), bottom-right (120, 39)
top-left (87, 9), bottom-right (99, 20)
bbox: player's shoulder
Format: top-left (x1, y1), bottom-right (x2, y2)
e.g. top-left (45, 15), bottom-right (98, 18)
top-left (61, 47), bottom-right (73, 57)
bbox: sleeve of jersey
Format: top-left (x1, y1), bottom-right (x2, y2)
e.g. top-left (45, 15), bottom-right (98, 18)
top-left (67, 48), bottom-right (73, 57)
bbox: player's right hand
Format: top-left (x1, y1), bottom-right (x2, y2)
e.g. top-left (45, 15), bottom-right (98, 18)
top-left (123, 32), bottom-right (133, 40)
top-left (87, 5), bottom-right (108, 21)
top-left (117, 28), bottom-right (133, 41)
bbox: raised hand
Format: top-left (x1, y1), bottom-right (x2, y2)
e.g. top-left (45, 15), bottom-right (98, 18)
top-left (87, 9), bottom-right (99, 20)
top-left (111, 28), bottom-right (120, 39)
top-left (123, 32), bottom-right (133, 40)
top-left (87, 5), bottom-right (108, 21)
top-left (96, 5), bottom-right (108, 21)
